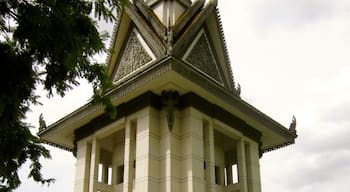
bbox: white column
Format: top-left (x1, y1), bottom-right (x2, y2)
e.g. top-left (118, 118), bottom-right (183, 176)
top-left (89, 138), bottom-right (100, 192)
top-left (180, 108), bottom-right (205, 192)
top-left (204, 120), bottom-right (216, 192)
top-left (160, 110), bottom-right (182, 192)
top-left (237, 139), bottom-right (248, 192)
top-left (134, 108), bottom-right (160, 192)
top-left (169, 122), bottom-right (180, 192)
top-left (245, 142), bottom-right (262, 192)
top-left (160, 110), bottom-right (173, 192)
top-left (123, 120), bottom-right (136, 192)
top-left (74, 140), bottom-right (91, 192)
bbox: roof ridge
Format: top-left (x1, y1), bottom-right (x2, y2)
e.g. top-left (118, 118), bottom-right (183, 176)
top-left (215, 8), bottom-right (237, 94)
top-left (106, 8), bottom-right (124, 74)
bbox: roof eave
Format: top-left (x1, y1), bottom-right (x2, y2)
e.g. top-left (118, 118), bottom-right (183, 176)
top-left (39, 57), bottom-right (297, 154)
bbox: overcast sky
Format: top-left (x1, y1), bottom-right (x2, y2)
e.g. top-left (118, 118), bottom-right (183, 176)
top-left (16, 0), bottom-right (350, 191)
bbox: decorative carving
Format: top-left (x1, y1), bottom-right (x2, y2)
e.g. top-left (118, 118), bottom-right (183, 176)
top-left (161, 91), bottom-right (180, 131)
top-left (166, 28), bottom-right (174, 55)
top-left (114, 31), bottom-right (153, 81)
top-left (235, 83), bottom-right (241, 97)
top-left (38, 113), bottom-right (47, 132)
top-left (289, 116), bottom-right (297, 133)
top-left (185, 33), bottom-right (223, 83)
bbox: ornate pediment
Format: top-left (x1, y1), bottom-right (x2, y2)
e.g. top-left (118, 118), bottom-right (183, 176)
top-left (112, 28), bottom-right (155, 83)
top-left (183, 29), bottom-right (223, 84)
top-left (107, 0), bottom-right (238, 93)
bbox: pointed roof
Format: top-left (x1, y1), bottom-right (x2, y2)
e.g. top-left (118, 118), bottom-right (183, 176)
top-left (106, 0), bottom-right (237, 93)
top-left (38, 0), bottom-right (297, 156)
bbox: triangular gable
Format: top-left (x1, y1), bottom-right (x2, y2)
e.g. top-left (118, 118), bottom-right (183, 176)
top-left (183, 29), bottom-right (223, 84)
top-left (107, 1), bottom-right (238, 94)
top-left (112, 28), bottom-right (156, 83)
top-left (178, 10), bottom-right (236, 92)
top-left (201, 10), bottom-right (236, 92)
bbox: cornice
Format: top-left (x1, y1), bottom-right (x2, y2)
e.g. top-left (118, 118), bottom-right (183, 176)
top-left (40, 56), bottom-right (296, 142)
top-left (73, 91), bottom-right (262, 147)
top-left (41, 140), bottom-right (74, 152)
top-left (263, 141), bottom-right (296, 154)
top-left (40, 56), bottom-right (296, 154)
top-left (71, 88), bottom-right (296, 156)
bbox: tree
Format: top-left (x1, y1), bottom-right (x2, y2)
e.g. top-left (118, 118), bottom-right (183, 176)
top-left (0, 0), bottom-right (125, 191)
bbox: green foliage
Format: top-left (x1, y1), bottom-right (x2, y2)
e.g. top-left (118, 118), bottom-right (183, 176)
top-left (0, 0), bottom-right (124, 191)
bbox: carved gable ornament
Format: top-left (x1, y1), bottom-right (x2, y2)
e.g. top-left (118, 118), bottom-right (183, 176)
top-left (113, 29), bottom-right (155, 83)
top-left (183, 29), bottom-right (224, 84)
top-left (107, 0), bottom-right (238, 93)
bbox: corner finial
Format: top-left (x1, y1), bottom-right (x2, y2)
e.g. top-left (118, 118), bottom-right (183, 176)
top-left (289, 116), bottom-right (297, 133)
top-left (166, 22), bottom-right (174, 55)
top-left (236, 83), bottom-right (241, 96)
top-left (38, 113), bottom-right (47, 132)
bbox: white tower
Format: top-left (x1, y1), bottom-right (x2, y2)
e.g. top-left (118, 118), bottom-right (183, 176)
top-left (39, 1), bottom-right (297, 192)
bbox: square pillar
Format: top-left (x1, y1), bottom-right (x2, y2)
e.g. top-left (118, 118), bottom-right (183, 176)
top-left (123, 120), bottom-right (137, 192)
top-left (237, 138), bottom-right (248, 192)
top-left (203, 120), bottom-right (216, 192)
top-left (134, 108), bottom-right (160, 192)
top-left (180, 108), bottom-right (205, 192)
top-left (159, 110), bottom-right (179, 192)
top-left (245, 142), bottom-right (262, 192)
top-left (89, 138), bottom-right (100, 192)
top-left (74, 140), bottom-right (91, 192)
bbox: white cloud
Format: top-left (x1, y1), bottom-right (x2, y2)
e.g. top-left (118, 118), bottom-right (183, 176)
top-left (261, 66), bottom-right (350, 192)
top-left (219, 0), bottom-right (350, 124)
top-left (217, 1), bottom-right (350, 191)
top-left (254, 0), bottom-right (350, 30)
